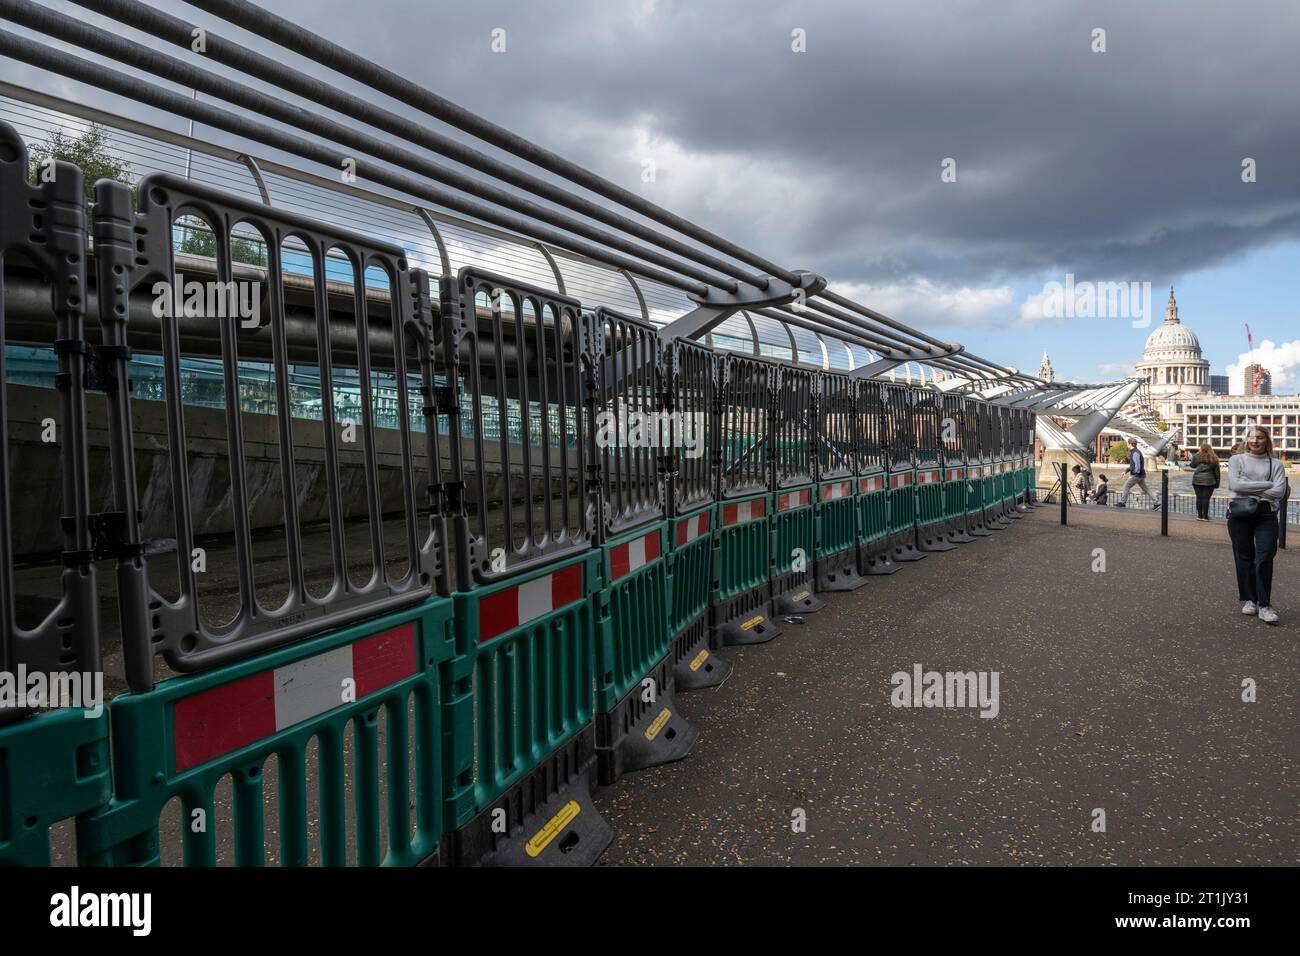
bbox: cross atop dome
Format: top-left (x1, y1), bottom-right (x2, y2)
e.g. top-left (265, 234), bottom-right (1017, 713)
top-left (1165, 286), bottom-right (1179, 324)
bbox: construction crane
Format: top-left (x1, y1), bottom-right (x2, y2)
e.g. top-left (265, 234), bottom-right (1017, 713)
top-left (1245, 324), bottom-right (1264, 393)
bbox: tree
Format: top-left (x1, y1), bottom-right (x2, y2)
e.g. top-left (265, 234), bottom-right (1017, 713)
top-left (27, 124), bottom-right (131, 204)
top-left (175, 221), bottom-right (268, 267)
top-left (1108, 442), bottom-right (1130, 464)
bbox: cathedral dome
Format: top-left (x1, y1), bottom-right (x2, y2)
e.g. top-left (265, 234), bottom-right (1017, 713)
top-left (1144, 320), bottom-right (1201, 354)
top-left (1141, 288), bottom-right (1203, 358)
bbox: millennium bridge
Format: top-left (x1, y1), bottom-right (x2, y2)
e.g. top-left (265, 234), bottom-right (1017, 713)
top-left (0, 0), bottom-right (1294, 869)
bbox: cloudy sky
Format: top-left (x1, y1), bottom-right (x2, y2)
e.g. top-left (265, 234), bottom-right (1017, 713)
top-left (2, 0), bottom-right (1297, 386)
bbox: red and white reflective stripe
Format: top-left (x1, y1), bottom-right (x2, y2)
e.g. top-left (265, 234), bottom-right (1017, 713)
top-left (609, 529), bottom-right (661, 581)
top-left (477, 564), bottom-right (585, 644)
top-left (722, 498), bottom-right (766, 526)
top-left (778, 488), bottom-right (811, 511)
top-left (917, 469), bottom-right (941, 484)
top-left (890, 472), bottom-right (911, 489)
top-left (172, 624), bottom-right (417, 774)
top-left (946, 468), bottom-right (962, 481)
top-left (859, 475), bottom-right (885, 493)
top-left (675, 512), bottom-right (711, 546)
top-left (820, 481), bottom-right (851, 502)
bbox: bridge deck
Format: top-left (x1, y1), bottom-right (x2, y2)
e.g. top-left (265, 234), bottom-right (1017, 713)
top-left (595, 508), bottom-right (1299, 865)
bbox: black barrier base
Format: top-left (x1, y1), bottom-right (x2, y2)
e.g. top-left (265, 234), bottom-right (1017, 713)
top-left (888, 528), bottom-right (927, 562)
top-left (982, 505), bottom-right (1011, 529)
top-left (916, 520), bottom-right (958, 552)
top-left (595, 655), bottom-right (698, 787)
top-left (672, 612), bottom-right (733, 692)
top-left (773, 571), bottom-right (826, 614)
top-left (446, 728), bottom-right (613, 867)
top-left (858, 541), bottom-right (901, 575)
top-left (774, 589), bottom-right (825, 614)
top-left (943, 516), bottom-right (977, 544)
top-left (814, 551), bottom-right (866, 592)
top-left (714, 587), bottom-right (782, 646)
top-left (965, 512), bottom-right (995, 537)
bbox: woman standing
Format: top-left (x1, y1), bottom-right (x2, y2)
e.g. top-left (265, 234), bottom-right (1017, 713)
top-left (1226, 427), bottom-right (1287, 624)
top-left (1190, 443), bottom-right (1220, 520)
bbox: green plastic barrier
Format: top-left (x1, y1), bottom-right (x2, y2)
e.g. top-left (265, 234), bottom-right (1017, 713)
top-left (595, 524), bottom-right (670, 713)
top-left (0, 708), bottom-right (111, 866)
top-left (667, 506), bottom-right (713, 639)
top-left (915, 467), bottom-right (945, 527)
top-left (667, 505), bottom-right (730, 692)
top-left (772, 486), bottom-right (819, 611)
top-left (942, 465), bottom-right (968, 522)
top-left (443, 551), bottom-right (611, 865)
top-left (715, 493), bottom-right (772, 607)
top-left (887, 469), bottom-right (916, 536)
top-left (857, 473), bottom-right (889, 543)
top-left (594, 523), bottom-right (696, 785)
top-left (713, 492), bottom-right (779, 645)
top-left (77, 599), bottom-right (454, 867)
top-left (446, 551), bottom-right (598, 818)
top-left (980, 463), bottom-right (999, 518)
top-left (816, 479), bottom-right (857, 562)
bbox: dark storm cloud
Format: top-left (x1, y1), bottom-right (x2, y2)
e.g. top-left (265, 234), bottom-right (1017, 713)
top-left (288, 0), bottom-right (1300, 289)
top-left (2, 0), bottom-right (1297, 319)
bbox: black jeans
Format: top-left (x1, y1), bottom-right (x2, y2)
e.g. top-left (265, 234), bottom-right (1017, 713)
top-left (1227, 505), bottom-right (1280, 607)
top-left (1193, 484), bottom-right (1214, 519)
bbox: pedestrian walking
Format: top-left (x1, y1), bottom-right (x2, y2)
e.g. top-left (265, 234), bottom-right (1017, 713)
top-left (1190, 443), bottom-right (1220, 520)
top-left (1226, 427), bottom-right (1287, 624)
top-left (1118, 438), bottom-right (1159, 509)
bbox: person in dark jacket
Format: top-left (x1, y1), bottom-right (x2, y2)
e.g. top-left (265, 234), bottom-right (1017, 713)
top-left (1092, 473), bottom-right (1109, 505)
top-left (1190, 443), bottom-right (1220, 520)
top-left (1118, 438), bottom-right (1159, 508)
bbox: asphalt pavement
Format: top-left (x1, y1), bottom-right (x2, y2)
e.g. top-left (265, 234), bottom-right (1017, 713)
top-left (594, 507), bottom-right (1299, 865)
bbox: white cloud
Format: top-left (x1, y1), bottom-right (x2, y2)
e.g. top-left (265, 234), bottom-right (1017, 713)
top-left (1225, 339), bottom-right (1300, 392)
top-left (826, 279), bottom-right (1014, 329)
top-left (1097, 362), bottom-right (1135, 379)
top-left (1017, 290), bottom-right (1058, 326)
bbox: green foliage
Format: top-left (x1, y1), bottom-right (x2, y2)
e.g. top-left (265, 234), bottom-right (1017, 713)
top-left (1108, 442), bottom-right (1130, 464)
top-left (175, 223), bottom-right (268, 267)
top-left (27, 124), bottom-right (131, 203)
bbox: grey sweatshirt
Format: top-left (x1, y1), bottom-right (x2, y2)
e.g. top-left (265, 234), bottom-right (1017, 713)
top-left (1227, 452), bottom-right (1287, 504)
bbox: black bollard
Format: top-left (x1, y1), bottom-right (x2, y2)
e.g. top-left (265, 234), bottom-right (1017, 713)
top-left (1282, 481), bottom-right (1290, 551)
top-left (1160, 470), bottom-right (1169, 536)
top-left (1060, 462), bottom-right (1067, 526)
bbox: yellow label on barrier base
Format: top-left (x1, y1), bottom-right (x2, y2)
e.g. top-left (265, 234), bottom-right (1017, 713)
top-left (689, 649), bottom-right (710, 671)
top-left (644, 707), bottom-right (672, 741)
top-left (526, 800), bottom-right (581, 858)
top-left (740, 614), bottom-right (765, 631)
top-left (792, 590), bottom-right (810, 602)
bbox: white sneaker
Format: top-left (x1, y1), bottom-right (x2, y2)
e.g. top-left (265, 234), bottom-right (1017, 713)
top-left (1258, 606), bottom-right (1279, 624)
top-left (1241, 601), bottom-right (1258, 615)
